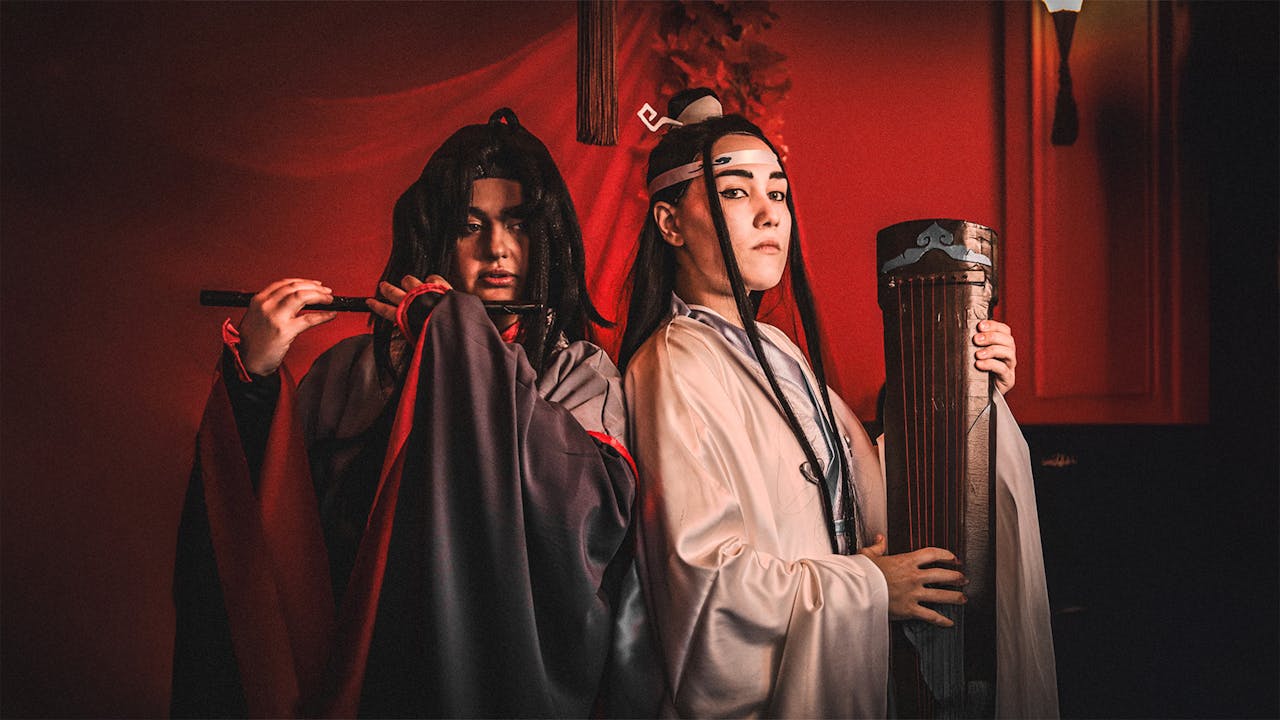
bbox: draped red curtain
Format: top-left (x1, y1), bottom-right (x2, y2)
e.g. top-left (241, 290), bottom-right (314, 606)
top-left (153, 2), bottom-right (661, 354)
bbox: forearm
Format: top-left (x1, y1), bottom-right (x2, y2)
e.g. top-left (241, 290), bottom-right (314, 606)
top-left (220, 347), bottom-right (280, 483)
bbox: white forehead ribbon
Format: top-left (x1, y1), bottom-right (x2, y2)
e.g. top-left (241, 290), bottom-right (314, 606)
top-left (647, 148), bottom-right (782, 196)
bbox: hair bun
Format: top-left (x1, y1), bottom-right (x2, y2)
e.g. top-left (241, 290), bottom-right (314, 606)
top-left (668, 88), bottom-right (722, 126)
top-left (488, 108), bottom-right (521, 128)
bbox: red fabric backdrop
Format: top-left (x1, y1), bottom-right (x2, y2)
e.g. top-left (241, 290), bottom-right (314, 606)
top-left (1, 2), bottom-right (1011, 715)
top-left (136, 1), bottom-right (662, 359)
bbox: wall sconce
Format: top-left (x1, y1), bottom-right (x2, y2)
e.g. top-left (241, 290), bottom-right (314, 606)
top-left (1042, 0), bottom-right (1082, 145)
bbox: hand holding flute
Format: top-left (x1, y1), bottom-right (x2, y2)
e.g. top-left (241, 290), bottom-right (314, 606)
top-left (366, 274), bottom-right (434, 324)
top-left (233, 279), bottom-right (340, 376)
top-left (225, 276), bottom-right (431, 377)
top-left (213, 275), bottom-right (542, 377)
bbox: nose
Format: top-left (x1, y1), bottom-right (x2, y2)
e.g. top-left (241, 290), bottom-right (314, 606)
top-left (754, 195), bottom-right (782, 228)
top-left (482, 224), bottom-right (514, 259)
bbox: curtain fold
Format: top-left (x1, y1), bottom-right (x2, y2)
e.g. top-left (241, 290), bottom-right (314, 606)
top-left (155, 2), bottom-right (663, 354)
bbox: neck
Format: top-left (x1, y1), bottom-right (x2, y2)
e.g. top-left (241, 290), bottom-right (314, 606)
top-left (675, 276), bottom-right (744, 328)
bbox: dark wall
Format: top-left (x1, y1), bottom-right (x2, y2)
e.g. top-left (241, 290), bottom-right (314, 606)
top-left (1033, 4), bottom-right (1278, 716)
top-left (1028, 424), bottom-right (1277, 718)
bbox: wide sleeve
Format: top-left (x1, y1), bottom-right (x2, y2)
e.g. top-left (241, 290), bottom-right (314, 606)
top-left (625, 323), bottom-right (889, 719)
top-left (992, 393), bottom-right (1060, 718)
top-left (325, 291), bottom-right (641, 718)
top-left (537, 340), bottom-right (665, 718)
top-left (537, 340), bottom-right (629, 441)
top-left (172, 353), bottom-right (334, 719)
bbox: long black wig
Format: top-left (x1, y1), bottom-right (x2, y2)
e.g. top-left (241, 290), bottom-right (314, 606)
top-left (619, 91), bottom-right (865, 553)
top-left (373, 108), bottom-right (610, 380)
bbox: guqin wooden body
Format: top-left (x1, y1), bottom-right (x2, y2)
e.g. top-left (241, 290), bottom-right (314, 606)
top-left (877, 219), bottom-right (999, 718)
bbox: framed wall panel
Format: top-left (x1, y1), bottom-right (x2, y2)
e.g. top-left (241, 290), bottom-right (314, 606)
top-left (1000, 0), bottom-right (1207, 424)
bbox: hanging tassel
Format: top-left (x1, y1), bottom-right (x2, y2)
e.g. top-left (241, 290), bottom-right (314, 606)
top-left (577, 0), bottom-right (617, 145)
top-left (1049, 9), bottom-right (1079, 145)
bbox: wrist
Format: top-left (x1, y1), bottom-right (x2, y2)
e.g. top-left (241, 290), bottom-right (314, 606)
top-left (395, 282), bottom-right (451, 339)
top-left (220, 319), bottom-right (255, 382)
top-left (221, 319), bottom-right (279, 380)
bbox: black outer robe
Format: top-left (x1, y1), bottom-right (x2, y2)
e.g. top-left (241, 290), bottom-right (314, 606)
top-left (172, 291), bottom-right (654, 718)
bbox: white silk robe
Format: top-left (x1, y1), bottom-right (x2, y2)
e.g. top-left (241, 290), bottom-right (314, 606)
top-left (625, 311), bottom-right (1058, 719)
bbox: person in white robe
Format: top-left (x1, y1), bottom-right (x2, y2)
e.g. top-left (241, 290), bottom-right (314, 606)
top-left (618, 89), bottom-right (1058, 719)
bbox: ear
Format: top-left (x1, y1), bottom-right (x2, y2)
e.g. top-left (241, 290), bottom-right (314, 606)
top-left (653, 201), bottom-right (684, 248)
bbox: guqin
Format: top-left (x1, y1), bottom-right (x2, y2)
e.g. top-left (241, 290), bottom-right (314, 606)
top-left (877, 219), bottom-right (999, 718)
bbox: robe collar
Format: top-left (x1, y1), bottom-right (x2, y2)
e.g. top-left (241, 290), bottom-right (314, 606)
top-left (670, 294), bottom-right (849, 548)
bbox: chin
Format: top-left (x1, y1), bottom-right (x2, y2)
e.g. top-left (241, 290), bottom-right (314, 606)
top-left (472, 288), bottom-right (522, 304)
top-left (742, 270), bottom-right (787, 293)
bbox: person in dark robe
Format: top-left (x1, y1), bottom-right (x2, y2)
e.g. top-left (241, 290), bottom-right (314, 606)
top-left (172, 109), bottom-right (657, 718)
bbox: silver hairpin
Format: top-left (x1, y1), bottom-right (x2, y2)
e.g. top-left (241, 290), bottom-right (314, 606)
top-left (637, 103), bottom-right (684, 133)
